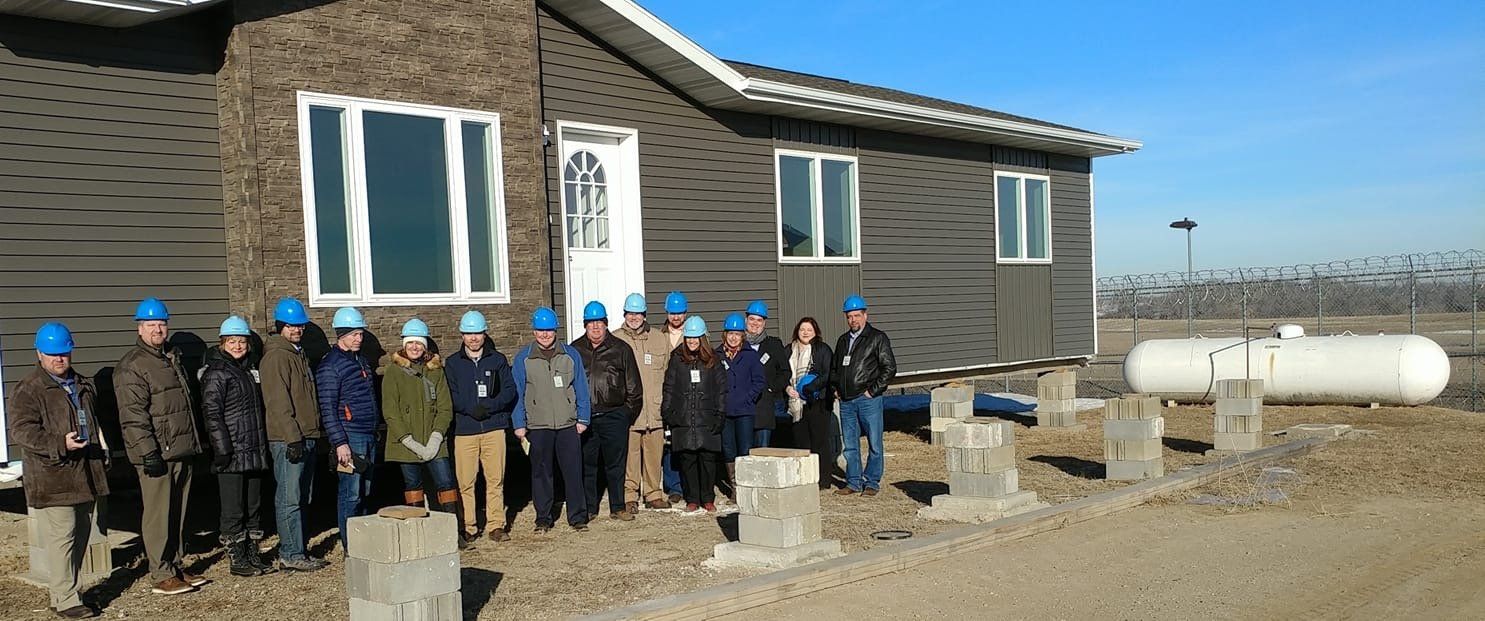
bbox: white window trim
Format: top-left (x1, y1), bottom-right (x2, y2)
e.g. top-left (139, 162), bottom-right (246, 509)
top-left (296, 91), bottom-right (512, 307)
top-left (773, 148), bottom-right (862, 265)
top-left (993, 170), bottom-right (1053, 264)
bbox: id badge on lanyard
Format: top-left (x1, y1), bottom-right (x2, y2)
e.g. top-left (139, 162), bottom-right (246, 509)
top-left (690, 369), bottom-right (701, 384)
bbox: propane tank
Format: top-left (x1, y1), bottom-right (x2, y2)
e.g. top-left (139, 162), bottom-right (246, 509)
top-left (1123, 324), bottom-right (1450, 406)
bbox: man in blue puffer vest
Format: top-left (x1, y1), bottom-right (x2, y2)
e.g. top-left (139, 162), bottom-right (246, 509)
top-left (445, 311), bottom-right (517, 545)
top-left (315, 307), bottom-right (382, 549)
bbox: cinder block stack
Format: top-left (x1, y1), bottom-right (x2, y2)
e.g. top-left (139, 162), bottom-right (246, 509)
top-left (1103, 394), bottom-right (1165, 480)
top-left (1035, 371), bottom-right (1080, 428)
top-left (929, 384), bottom-right (974, 445)
top-left (712, 448), bottom-right (842, 568)
top-left (346, 511), bottom-right (461, 621)
top-left (918, 419), bottom-right (1046, 523)
top-left (1213, 379), bottom-right (1265, 452)
top-left (26, 506), bottom-right (111, 588)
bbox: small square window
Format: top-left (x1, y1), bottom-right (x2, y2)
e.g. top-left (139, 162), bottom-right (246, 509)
top-left (776, 150), bottom-right (860, 263)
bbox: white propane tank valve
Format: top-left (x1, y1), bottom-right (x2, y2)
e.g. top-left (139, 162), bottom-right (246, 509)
top-left (1274, 324), bottom-right (1305, 339)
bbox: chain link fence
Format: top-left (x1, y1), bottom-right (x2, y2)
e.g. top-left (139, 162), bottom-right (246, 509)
top-left (1077, 250), bottom-right (1484, 412)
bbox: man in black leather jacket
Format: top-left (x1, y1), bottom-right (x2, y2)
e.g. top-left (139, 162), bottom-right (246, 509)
top-left (830, 295), bottom-right (896, 496)
top-left (572, 302), bottom-right (644, 521)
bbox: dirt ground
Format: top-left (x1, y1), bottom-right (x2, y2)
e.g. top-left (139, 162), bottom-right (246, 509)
top-left (0, 400), bottom-right (1480, 620)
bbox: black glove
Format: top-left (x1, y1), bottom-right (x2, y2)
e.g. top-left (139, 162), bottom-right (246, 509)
top-left (141, 451), bottom-right (167, 478)
top-left (286, 440), bottom-right (307, 464)
top-left (213, 451), bottom-right (232, 470)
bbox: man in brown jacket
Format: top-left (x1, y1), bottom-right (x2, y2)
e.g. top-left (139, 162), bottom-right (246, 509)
top-left (9, 323), bottom-right (110, 618)
top-left (258, 298), bottom-right (327, 571)
top-left (113, 298), bottom-right (205, 596)
top-left (613, 294), bottom-right (673, 511)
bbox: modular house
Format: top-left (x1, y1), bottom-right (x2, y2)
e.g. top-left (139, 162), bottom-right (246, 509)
top-left (0, 0), bottom-right (1140, 461)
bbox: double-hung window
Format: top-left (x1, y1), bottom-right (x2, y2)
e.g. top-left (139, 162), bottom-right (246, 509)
top-left (297, 92), bottom-right (510, 305)
top-left (775, 149), bottom-right (860, 263)
top-left (994, 171), bottom-right (1052, 263)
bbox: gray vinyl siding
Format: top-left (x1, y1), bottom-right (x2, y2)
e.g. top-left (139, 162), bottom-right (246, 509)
top-left (996, 265), bottom-right (1054, 361)
top-left (778, 264), bottom-right (861, 341)
top-left (537, 5), bottom-right (775, 338)
top-left (1049, 155), bottom-right (1095, 356)
top-left (0, 14), bottom-right (226, 455)
top-left (858, 130), bottom-right (998, 373)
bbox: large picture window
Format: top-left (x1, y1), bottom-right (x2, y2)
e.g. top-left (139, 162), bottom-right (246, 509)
top-left (994, 171), bottom-right (1052, 263)
top-left (775, 150), bottom-right (860, 263)
top-left (297, 92), bottom-right (510, 305)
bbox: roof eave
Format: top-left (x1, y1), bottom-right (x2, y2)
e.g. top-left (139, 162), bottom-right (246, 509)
top-left (741, 79), bottom-right (1142, 158)
top-left (0, 0), bottom-right (225, 27)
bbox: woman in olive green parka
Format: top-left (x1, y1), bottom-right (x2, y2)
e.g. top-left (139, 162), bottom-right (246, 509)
top-left (380, 319), bottom-right (458, 528)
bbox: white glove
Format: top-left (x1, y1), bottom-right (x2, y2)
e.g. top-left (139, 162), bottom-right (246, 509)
top-left (400, 435), bottom-right (428, 459)
top-left (421, 432), bottom-right (445, 461)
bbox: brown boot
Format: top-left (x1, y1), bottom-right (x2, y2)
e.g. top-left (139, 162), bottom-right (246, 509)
top-left (404, 489), bottom-right (426, 507)
top-left (625, 501), bottom-right (639, 514)
top-left (646, 498), bottom-right (669, 510)
top-left (725, 463), bottom-right (737, 502)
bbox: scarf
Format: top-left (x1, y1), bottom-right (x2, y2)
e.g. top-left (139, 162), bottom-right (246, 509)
top-left (745, 331), bottom-right (766, 346)
top-left (787, 342), bottom-right (812, 421)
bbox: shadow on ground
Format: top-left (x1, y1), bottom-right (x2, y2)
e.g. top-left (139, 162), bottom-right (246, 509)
top-left (892, 480), bottom-right (948, 505)
top-left (1028, 455), bottom-right (1104, 479)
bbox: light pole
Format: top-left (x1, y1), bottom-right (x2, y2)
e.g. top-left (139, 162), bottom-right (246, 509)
top-left (1170, 218), bottom-right (1198, 337)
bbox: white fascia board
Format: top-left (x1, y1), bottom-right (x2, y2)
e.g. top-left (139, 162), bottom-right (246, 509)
top-left (53, 0), bottom-right (209, 13)
top-left (586, 0), bottom-right (749, 92)
top-left (743, 79), bottom-right (1143, 156)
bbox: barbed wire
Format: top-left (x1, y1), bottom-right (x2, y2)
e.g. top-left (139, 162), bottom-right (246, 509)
top-left (1098, 249), bottom-right (1484, 292)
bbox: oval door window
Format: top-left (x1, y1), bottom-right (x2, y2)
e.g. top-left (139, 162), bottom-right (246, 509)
top-left (564, 150), bottom-right (610, 249)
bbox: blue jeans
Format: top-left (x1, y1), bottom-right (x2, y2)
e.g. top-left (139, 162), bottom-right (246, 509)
top-left (840, 395), bottom-right (885, 491)
top-left (269, 438), bottom-right (318, 561)
top-left (722, 416), bottom-right (754, 462)
top-left (754, 428), bottom-right (772, 448)
top-left (336, 432), bottom-right (378, 545)
top-left (400, 457), bottom-right (456, 493)
top-left (661, 444), bottom-right (682, 495)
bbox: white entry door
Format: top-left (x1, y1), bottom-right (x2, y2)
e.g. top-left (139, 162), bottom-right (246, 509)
top-left (560, 126), bottom-right (644, 340)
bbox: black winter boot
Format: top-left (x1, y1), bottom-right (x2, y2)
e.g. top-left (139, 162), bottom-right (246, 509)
top-left (245, 532), bottom-right (276, 574)
top-left (226, 538), bottom-right (260, 577)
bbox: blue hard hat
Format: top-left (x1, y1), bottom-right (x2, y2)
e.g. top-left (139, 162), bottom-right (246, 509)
top-left (274, 298), bottom-right (309, 325)
top-left (34, 322), bottom-right (74, 356)
top-left (219, 315), bottom-right (252, 337)
top-left (332, 307), bottom-right (367, 330)
top-left (664, 291), bottom-right (688, 314)
top-left (723, 312), bottom-right (747, 332)
top-left (795, 373), bottom-right (818, 396)
top-left (745, 300), bottom-right (769, 319)
top-left (401, 318), bottom-right (430, 338)
top-left (583, 301), bottom-right (608, 323)
top-left (682, 316), bottom-right (707, 338)
top-left (842, 294), bottom-right (868, 313)
top-left (532, 307), bottom-right (559, 331)
top-left (623, 293), bottom-right (647, 314)
top-left (459, 310), bottom-right (488, 333)
top-left (134, 297), bottom-right (169, 322)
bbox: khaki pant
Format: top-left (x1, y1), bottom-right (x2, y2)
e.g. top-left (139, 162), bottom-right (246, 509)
top-left (454, 430), bottom-right (506, 536)
top-left (35, 501), bottom-right (96, 610)
top-left (625, 427), bottom-right (666, 504)
top-left (137, 460), bottom-right (191, 582)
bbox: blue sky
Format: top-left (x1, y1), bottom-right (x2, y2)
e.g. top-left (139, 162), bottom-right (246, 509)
top-left (640, 0), bottom-right (1485, 276)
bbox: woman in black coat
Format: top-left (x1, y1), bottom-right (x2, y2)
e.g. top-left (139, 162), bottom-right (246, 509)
top-left (784, 317), bottom-right (835, 488)
top-left (660, 318), bottom-right (728, 513)
top-left (201, 316), bottom-right (273, 577)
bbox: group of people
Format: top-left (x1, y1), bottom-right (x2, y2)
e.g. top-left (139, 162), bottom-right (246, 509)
top-left (6, 291), bottom-right (895, 619)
